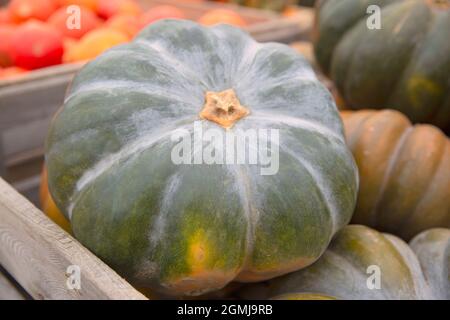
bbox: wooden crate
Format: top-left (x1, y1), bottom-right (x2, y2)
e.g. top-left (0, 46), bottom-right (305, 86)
top-left (0, 63), bottom-right (84, 206)
top-left (0, 1), bottom-right (314, 206)
top-left (0, 2), bottom-right (316, 299)
top-left (0, 265), bottom-right (30, 300)
top-left (0, 177), bottom-right (147, 299)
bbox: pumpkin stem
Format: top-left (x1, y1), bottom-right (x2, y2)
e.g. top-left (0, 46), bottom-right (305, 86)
top-left (200, 89), bottom-right (250, 129)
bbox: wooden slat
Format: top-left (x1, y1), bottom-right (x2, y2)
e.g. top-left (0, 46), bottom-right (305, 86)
top-left (0, 177), bottom-right (147, 300)
top-left (0, 266), bottom-right (28, 300)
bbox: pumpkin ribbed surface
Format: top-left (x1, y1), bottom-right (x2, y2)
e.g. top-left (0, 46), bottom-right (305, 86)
top-left (409, 228), bottom-right (450, 300)
top-left (341, 109), bottom-right (450, 240)
top-left (314, 0), bottom-right (450, 130)
top-left (242, 225), bottom-right (449, 300)
top-left (45, 20), bottom-right (358, 296)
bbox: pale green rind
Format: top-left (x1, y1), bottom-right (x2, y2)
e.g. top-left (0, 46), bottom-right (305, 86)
top-left (409, 228), bottom-right (450, 300)
top-left (315, 0), bottom-right (450, 129)
top-left (249, 225), bottom-right (436, 300)
top-left (46, 20), bottom-right (358, 296)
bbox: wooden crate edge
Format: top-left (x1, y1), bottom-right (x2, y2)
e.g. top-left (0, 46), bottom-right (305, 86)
top-left (0, 177), bottom-right (147, 300)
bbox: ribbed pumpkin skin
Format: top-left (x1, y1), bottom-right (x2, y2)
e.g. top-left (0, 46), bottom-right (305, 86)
top-left (341, 109), bottom-right (450, 240)
top-left (245, 225), bottom-right (445, 300)
top-left (410, 228), bottom-right (450, 300)
top-left (45, 20), bottom-right (358, 296)
top-left (39, 166), bottom-right (71, 233)
top-left (314, 0), bottom-right (450, 130)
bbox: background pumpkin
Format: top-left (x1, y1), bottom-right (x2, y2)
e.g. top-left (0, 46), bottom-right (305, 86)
top-left (238, 225), bottom-right (449, 300)
top-left (45, 20), bottom-right (358, 296)
top-left (409, 228), bottom-right (450, 300)
top-left (314, 0), bottom-right (450, 131)
top-left (341, 109), bottom-right (449, 240)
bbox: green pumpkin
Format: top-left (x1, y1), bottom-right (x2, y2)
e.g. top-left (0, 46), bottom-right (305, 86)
top-left (314, 0), bottom-right (450, 130)
top-left (238, 225), bottom-right (450, 300)
top-left (409, 228), bottom-right (450, 300)
top-left (45, 20), bottom-right (358, 296)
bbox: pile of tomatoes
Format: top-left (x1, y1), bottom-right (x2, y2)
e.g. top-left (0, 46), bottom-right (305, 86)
top-left (0, 0), bottom-right (248, 79)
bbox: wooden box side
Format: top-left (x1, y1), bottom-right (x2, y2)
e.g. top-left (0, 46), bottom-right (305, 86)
top-left (0, 177), bottom-right (147, 300)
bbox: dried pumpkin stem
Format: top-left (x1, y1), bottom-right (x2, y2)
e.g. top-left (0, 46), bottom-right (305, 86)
top-left (199, 89), bottom-right (250, 129)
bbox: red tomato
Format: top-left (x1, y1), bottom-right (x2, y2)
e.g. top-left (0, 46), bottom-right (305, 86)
top-left (57, 0), bottom-right (97, 11)
top-left (8, 0), bottom-right (57, 23)
top-left (96, 0), bottom-right (142, 20)
top-left (47, 5), bottom-right (101, 39)
top-left (0, 8), bottom-right (13, 24)
top-left (0, 24), bottom-right (16, 67)
top-left (139, 5), bottom-right (186, 30)
top-left (11, 21), bottom-right (64, 70)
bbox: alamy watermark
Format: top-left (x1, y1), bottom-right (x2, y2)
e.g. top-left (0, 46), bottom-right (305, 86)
top-left (65, 5), bottom-right (82, 31)
top-left (366, 265), bottom-right (381, 290)
top-left (170, 121), bottom-right (280, 176)
top-left (66, 264), bottom-right (81, 290)
top-left (366, 5), bottom-right (382, 30)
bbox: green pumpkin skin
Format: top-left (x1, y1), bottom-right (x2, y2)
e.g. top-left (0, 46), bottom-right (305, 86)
top-left (45, 20), bottom-right (358, 297)
top-left (314, 0), bottom-right (450, 130)
top-left (250, 225), bottom-right (446, 300)
top-left (410, 228), bottom-right (450, 300)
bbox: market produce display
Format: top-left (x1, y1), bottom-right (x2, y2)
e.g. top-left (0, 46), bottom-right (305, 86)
top-left (45, 19), bottom-right (358, 296)
top-left (341, 109), bottom-right (450, 240)
top-left (0, 0), bottom-right (448, 302)
top-left (314, 0), bottom-right (450, 131)
top-left (0, 0), bottom-right (251, 79)
top-left (238, 225), bottom-right (450, 300)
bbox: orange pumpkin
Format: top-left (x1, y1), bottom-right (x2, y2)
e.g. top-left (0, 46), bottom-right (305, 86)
top-left (40, 166), bottom-right (71, 233)
top-left (341, 109), bottom-right (450, 240)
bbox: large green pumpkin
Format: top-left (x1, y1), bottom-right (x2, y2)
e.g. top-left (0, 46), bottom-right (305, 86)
top-left (45, 20), bottom-right (358, 296)
top-left (314, 0), bottom-right (450, 130)
top-left (238, 225), bottom-right (450, 300)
